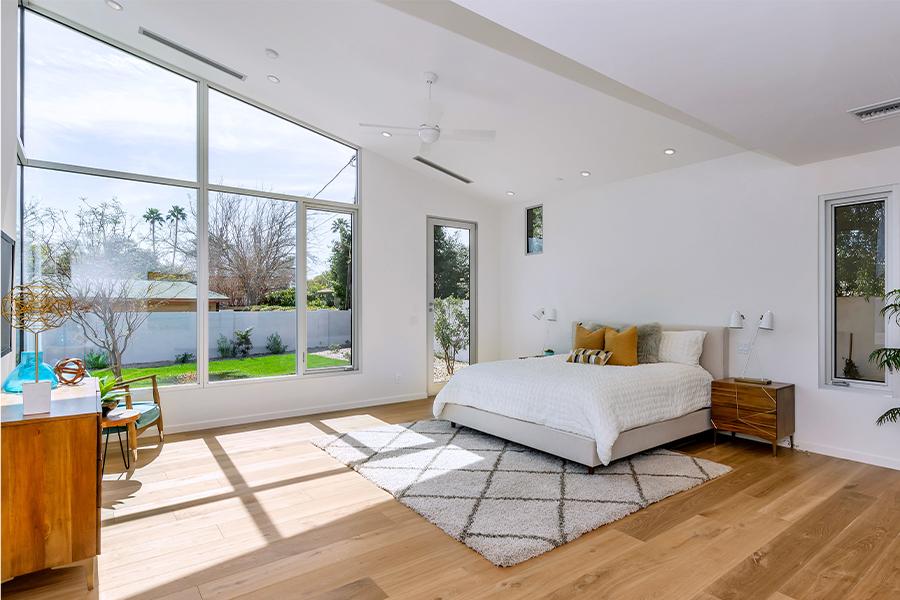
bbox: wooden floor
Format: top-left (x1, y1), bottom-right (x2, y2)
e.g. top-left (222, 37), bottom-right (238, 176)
top-left (2, 398), bottom-right (898, 600)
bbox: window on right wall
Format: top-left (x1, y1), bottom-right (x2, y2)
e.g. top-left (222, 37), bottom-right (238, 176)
top-left (821, 186), bottom-right (899, 389)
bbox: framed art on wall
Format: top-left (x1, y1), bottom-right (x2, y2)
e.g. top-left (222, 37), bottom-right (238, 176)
top-left (526, 205), bottom-right (543, 255)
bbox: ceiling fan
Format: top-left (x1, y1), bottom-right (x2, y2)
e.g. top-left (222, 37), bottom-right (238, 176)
top-left (360, 71), bottom-right (496, 154)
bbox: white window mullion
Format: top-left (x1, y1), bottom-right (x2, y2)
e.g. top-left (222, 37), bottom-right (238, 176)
top-left (196, 80), bottom-right (210, 387)
top-left (298, 203), bottom-right (307, 375)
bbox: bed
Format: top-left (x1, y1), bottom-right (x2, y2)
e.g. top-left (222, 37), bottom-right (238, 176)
top-left (432, 323), bottom-right (728, 468)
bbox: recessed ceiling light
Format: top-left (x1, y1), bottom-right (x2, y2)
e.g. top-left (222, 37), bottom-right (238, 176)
top-left (267, 74), bottom-right (280, 84)
top-left (663, 148), bottom-right (677, 156)
top-left (580, 170), bottom-right (591, 177)
top-left (506, 191), bottom-right (516, 196)
top-left (105, 0), bottom-right (123, 10)
top-left (265, 48), bottom-right (279, 59)
top-left (381, 131), bottom-right (392, 138)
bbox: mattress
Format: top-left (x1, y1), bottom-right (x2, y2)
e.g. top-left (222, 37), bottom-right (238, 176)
top-left (432, 355), bottom-right (713, 465)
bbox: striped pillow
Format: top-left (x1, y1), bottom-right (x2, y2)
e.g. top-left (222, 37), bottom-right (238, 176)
top-left (566, 348), bottom-right (613, 365)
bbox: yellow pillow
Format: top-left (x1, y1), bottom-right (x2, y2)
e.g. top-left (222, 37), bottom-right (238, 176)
top-left (605, 326), bottom-right (638, 366)
top-left (574, 324), bottom-right (606, 350)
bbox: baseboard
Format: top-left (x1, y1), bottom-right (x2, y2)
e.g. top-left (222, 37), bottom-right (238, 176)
top-left (162, 392), bottom-right (427, 435)
top-left (796, 440), bottom-right (900, 471)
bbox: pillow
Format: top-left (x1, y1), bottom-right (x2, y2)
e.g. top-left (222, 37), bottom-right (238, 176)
top-left (636, 322), bottom-right (662, 364)
top-left (604, 326), bottom-right (638, 366)
top-left (574, 324), bottom-right (606, 350)
top-left (658, 330), bottom-right (707, 366)
top-left (566, 348), bottom-right (613, 365)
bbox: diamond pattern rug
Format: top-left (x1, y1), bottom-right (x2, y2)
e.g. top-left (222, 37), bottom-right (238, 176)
top-left (312, 419), bottom-right (731, 566)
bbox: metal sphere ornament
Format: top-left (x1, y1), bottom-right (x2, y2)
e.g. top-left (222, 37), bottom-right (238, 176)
top-left (54, 357), bottom-right (87, 385)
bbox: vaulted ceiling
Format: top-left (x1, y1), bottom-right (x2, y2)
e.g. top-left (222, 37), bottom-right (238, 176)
top-left (29, 0), bottom-right (899, 205)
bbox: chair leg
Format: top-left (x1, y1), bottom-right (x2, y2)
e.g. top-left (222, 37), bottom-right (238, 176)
top-left (127, 421), bottom-right (138, 463)
top-left (157, 419), bottom-right (164, 442)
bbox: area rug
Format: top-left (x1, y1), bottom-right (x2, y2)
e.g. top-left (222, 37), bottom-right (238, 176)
top-left (312, 419), bottom-right (730, 566)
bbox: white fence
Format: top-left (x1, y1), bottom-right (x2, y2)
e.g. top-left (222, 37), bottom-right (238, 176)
top-left (39, 309), bottom-right (351, 366)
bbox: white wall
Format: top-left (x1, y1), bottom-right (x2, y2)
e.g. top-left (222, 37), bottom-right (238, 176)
top-left (499, 146), bottom-right (900, 469)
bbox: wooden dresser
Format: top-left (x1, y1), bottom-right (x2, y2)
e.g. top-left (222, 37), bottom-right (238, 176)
top-left (1, 381), bottom-right (101, 589)
top-left (710, 378), bottom-right (795, 456)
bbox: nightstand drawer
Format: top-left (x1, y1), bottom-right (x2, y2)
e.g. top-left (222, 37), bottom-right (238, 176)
top-left (710, 404), bottom-right (776, 428)
top-left (711, 417), bottom-right (777, 440)
top-left (711, 390), bottom-right (776, 412)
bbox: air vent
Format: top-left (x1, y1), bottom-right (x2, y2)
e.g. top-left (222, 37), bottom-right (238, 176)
top-left (848, 97), bottom-right (900, 123)
top-left (139, 28), bottom-right (247, 80)
top-left (413, 156), bottom-right (472, 184)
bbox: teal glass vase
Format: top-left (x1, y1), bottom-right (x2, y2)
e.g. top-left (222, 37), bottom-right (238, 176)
top-left (2, 351), bottom-right (59, 393)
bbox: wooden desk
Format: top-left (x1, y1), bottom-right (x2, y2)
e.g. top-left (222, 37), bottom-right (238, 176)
top-left (1, 379), bottom-right (101, 590)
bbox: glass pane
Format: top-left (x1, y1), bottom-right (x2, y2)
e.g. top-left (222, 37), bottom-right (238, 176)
top-left (208, 192), bottom-right (297, 381)
top-left (833, 200), bottom-right (885, 382)
top-left (209, 89), bottom-right (357, 202)
top-left (20, 167), bottom-right (197, 387)
top-left (306, 210), bottom-right (352, 369)
top-left (22, 11), bottom-right (196, 180)
top-left (526, 205), bottom-right (543, 254)
top-left (432, 225), bottom-right (471, 384)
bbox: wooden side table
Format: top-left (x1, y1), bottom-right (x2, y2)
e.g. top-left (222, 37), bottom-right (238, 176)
top-left (710, 378), bottom-right (795, 456)
top-left (102, 408), bottom-right (140, 471)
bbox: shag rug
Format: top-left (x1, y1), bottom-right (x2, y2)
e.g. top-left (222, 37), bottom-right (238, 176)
top-left (312, 419), bottom-right (730, 566)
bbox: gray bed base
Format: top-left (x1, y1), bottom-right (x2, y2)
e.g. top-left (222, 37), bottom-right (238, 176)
top-left (440, 403), bottom-right (712, 469)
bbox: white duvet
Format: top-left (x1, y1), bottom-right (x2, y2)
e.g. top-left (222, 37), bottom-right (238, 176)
top-left (432, 355), bottom-right (712, 465)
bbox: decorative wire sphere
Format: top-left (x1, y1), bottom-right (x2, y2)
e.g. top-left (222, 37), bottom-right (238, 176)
top-left (54, 357), bottom-right (87, 385)
top-left (0, 282), bottom-right (74, 334)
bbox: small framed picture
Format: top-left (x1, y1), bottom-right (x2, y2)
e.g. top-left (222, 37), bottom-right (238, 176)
top-left (525, 205), bottom-right (543, 255)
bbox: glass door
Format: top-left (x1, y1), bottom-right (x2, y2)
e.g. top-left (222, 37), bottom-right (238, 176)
top-left (427, 218), bottom-right (476, 396)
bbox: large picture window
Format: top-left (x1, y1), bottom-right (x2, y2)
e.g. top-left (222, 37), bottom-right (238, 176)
top-left (821, 187), bottom-right (897, 389)
top-left (16, 7), bottom-right (358, 388)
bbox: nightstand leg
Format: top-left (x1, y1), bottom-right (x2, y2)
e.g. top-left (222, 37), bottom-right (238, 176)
top-left (712, 429), bottom-right (717, 446)
top-left (790, 435), bottom-right (794, 448)
top-left (772, 441), bottom-right (777, 457)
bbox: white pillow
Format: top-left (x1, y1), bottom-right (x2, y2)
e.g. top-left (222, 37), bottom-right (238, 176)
top-left (658, 330), bottom-right (707, 366)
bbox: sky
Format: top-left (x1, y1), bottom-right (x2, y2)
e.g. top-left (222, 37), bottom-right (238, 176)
top-left (20, 9), bottom-right (355, 280)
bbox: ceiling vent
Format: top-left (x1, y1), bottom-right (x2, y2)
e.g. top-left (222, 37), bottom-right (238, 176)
top-left (139, 27), bottom-right (247, 80)
top-left (413, 156), bottom-right (473, 184)
top-left (848, 97), bottom-right (900, 123)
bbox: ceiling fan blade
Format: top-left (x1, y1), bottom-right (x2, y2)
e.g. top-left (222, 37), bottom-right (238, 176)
top-left (440, 128), bottom-right (497, 142)
top-left (359, 122), bottom-right (419, 132)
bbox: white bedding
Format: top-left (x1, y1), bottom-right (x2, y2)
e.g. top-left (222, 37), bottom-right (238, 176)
top-left (432, 355), bottom-right (713, 465)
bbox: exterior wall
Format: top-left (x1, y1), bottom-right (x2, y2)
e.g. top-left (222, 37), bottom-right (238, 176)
top-left (39, 309), bottom-right (351, 365)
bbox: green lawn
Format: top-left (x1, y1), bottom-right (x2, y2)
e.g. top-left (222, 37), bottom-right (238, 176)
top-left (95, 353), bottom-right (349, 386)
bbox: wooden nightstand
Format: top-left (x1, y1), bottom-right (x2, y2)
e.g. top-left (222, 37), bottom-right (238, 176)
top-left (710, 378), bottom-right (795, 456)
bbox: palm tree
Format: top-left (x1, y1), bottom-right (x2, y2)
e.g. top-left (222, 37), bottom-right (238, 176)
top-left (869, 289), bottom-right (900, 425)
top-left (142, 208), bottom-right (164, 255)
top-left (166, 205), bottom-right (187, 267)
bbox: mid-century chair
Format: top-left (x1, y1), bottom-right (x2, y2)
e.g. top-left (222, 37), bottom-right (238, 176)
top-left (106, 374), bottom-right (164, 463)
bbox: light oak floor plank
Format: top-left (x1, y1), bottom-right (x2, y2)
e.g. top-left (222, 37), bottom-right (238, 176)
top-left (2, 399), bottom-right (898, 600)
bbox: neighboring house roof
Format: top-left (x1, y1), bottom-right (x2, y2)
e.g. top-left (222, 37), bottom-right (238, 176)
top-left (70, 278), bottom-right (229, 302)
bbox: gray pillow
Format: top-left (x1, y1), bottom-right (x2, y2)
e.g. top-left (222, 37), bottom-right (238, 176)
top-left (592, 322), bottom-right (662, 364)
top-left (636, 323), bottom-right (662, 364)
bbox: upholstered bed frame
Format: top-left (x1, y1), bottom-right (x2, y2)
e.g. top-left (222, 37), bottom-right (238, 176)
top-left (440, 323), bottom-right (728, 468)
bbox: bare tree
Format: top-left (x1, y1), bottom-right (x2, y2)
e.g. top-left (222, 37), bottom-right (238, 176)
top-left (31, 199), bottom-right (171, 378)
top-left (208, 192), bottom-right (295, 306)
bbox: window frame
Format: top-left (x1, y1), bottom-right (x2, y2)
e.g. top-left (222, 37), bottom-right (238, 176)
top-left (525, 204), bottom-right (543, 256)
top-left (819, 184), bottom-right (900, 392)
top-left (16, 5), bottom-right (361, 388)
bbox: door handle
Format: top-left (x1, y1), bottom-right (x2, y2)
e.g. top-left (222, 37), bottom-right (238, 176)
top-left (427, 302), bottom-right (434, 313)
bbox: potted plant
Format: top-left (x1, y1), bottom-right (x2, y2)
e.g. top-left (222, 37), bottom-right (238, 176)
top-left (98, 374), bottom-right (126, 417)
top-left (869, 289), bottom-right (900, 425)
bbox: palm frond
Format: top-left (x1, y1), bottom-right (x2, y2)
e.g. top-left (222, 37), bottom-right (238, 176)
top-left (881, 289), bottom-right (900, 325)
top-left (876, 407), bottom-right (900, 426)
top-left (868, 348), bottom-right (900, 373)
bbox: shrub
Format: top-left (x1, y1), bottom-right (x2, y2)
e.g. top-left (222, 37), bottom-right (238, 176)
top-left (84, 350), bottom-right (109, 370)
top-left (434, 296), bottom-right (469, 376)
top-left (261, 288), bottom-right (296, 307)
top-left (174, 352), bottom-right (195, 364)
top-left (232, 328), bottom-right (254, 357)
top-left (216, 334), bottom-right (234, 358)
top-left (266, 333), bottom-right (287, 354)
